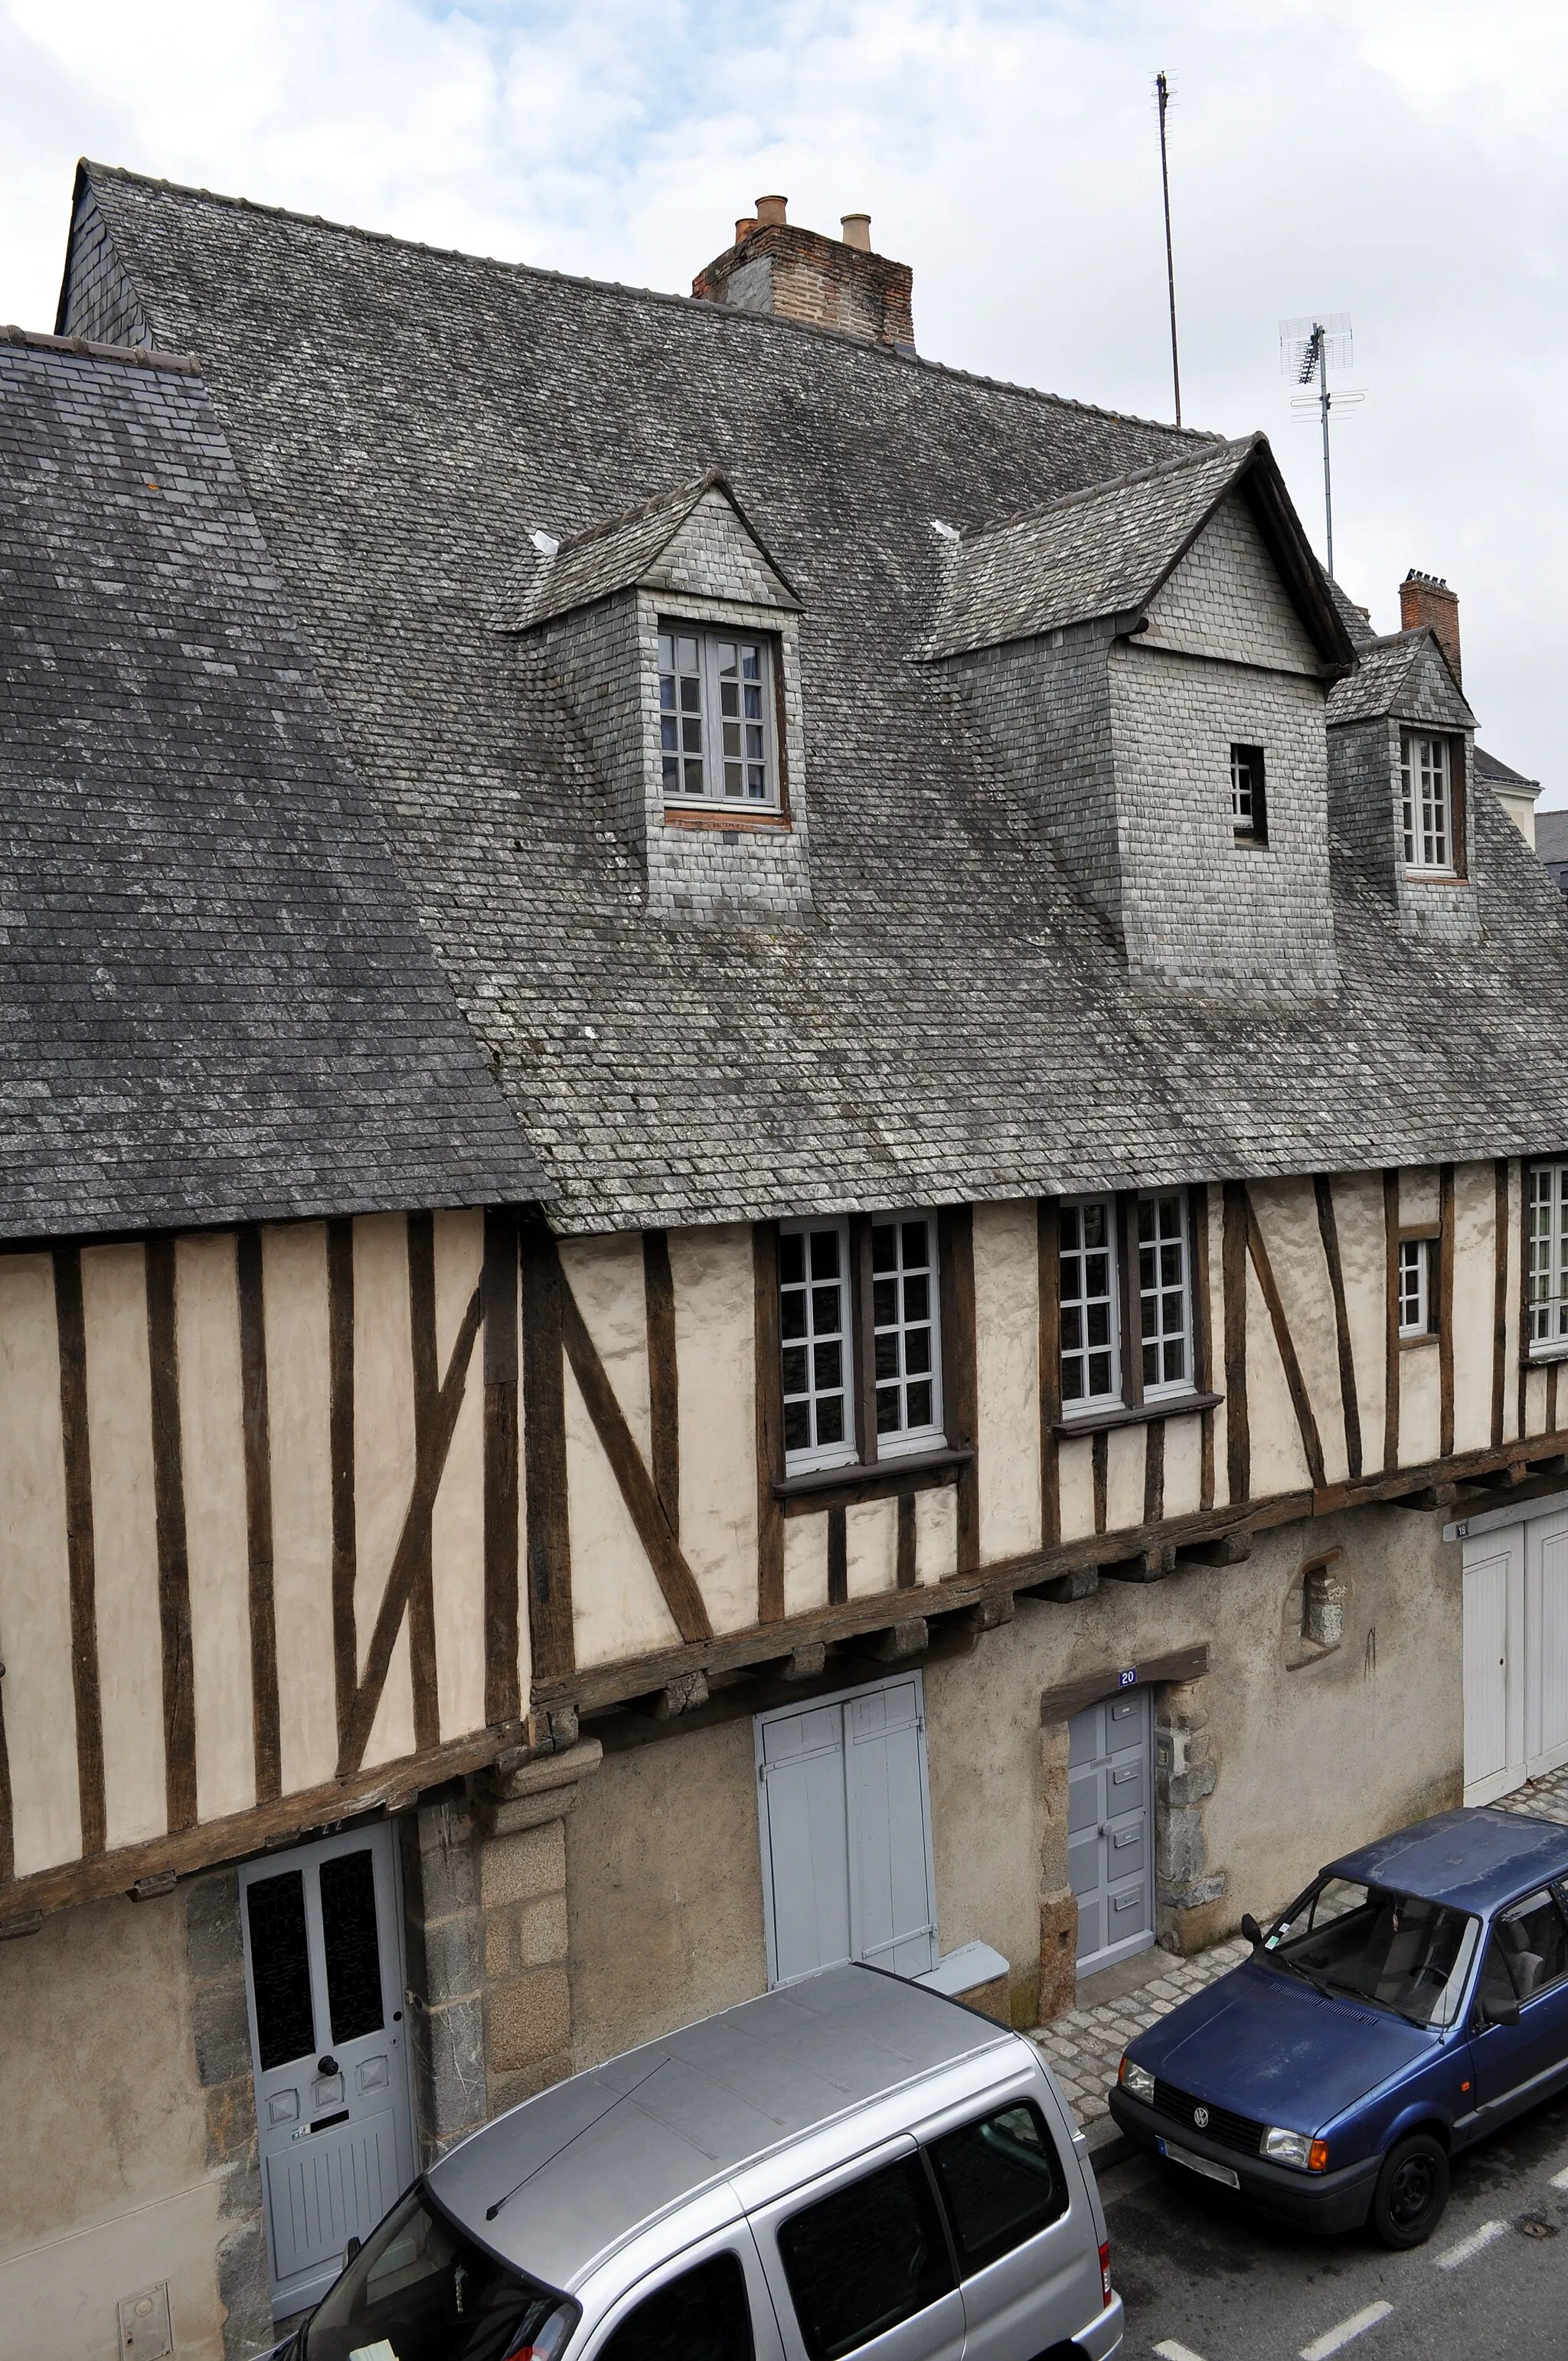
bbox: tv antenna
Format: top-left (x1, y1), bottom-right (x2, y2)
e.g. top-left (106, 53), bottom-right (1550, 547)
top-left (1155, 72), bottom-right (1181, 427)
top-left (1279, 314), bottom-right (1364, 578)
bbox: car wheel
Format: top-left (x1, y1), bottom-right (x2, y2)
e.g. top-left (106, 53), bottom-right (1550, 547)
top-left (1370, 2133), bottom-right (1450, 2248)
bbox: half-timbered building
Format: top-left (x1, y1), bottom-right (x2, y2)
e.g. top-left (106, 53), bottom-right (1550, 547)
top-left (5, 172), bottom-right (1568, 2358)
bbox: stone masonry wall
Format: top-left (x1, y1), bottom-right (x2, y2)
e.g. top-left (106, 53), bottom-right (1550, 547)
top-left (184, 1873), bottom-right (273, 2360)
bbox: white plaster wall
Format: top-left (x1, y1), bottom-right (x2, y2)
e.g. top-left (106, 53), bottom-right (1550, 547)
top-left (1403, 1168), bottom-right (1441, 1229)
top-left (783, 1515), bottom-right (828, 1615)
top-left (354, 1213), bottom-right (417, 1769)
top-left (560, 1235), bottom-right (652, 1465)
top-left (261, 1222), bottom-right (337, 1796)
top-left (0, 1253), bottom-right (80, 1875)
top-left (1333, 1172), bottom-right (1388, 1474)
top-left (433, 1210), bottom-right (487, 1743)
top-left (1104, 1425), bottom-right (1145, 1533)
top-left (1452, 1162), bottom-right (1497, 1455)
top-left (846, 1498), bottom-right (897, 1596)
top-left (1057, 1433), bottom-right (1095, 1542)
top-left (1250, 1177), bottom-right (1349, 1487)
top-left (177, 1233), bottom-right (256, 1824)
top-left (80, 1243), bottom-right (166, 1850)
top-left (915, 1487), bottom-right (958, 1583)
top-left (566, 1361), bottom-right (681, 1667)
top-left (1163, 1415), bottom-right (1202, 1519)
top-left (669, 1223), bottom-right (758, 1635)
top-left (1400, 1344), bottom-right (1442, 1469)
top-left (1244, 1257), bottom-right (1314, 1501)
top-left (972, 1200), bottom-right (1042, 1559)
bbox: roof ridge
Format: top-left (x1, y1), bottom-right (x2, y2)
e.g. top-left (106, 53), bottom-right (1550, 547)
top-left (0, 320), bottom-right (198, 374)
top-left (962, 434), bottom-right (1253, 542)
top-left (553, 468), bottom-right (725, 559)
top-left (82, 159), bottom-right (1217, 446)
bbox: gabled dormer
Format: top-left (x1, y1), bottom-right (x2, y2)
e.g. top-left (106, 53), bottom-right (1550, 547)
top-left (920, 435), bottom-right (1354, 994)
top-left (1327, 580), bottom-right (1479, 945)
top-left (496, 471), bottom-right (812, 923)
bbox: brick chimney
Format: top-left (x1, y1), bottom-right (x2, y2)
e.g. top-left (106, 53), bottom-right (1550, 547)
top-left (693, 198), bottom-right (915, 353)
top-left (1400, 570), bottom-right (1461, 685)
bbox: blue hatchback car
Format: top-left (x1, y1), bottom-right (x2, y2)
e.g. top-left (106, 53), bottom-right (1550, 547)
top-left (1107, 1807), bottom-right (1568, 2248)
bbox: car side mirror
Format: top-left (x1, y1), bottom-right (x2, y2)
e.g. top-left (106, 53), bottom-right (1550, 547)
top-left (343, 2235), bottom-right (361, 2265)
top-left (1480, 1994), bottom-right (1521, 2029)
top-left (1240, 1912), bottom-right (1263, 1950)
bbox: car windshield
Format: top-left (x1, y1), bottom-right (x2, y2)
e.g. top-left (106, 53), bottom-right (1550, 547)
top-left (1263, 1876), bottom-right (1479, 2027)
top-left (302, 2184), bottom-right (574, 2361)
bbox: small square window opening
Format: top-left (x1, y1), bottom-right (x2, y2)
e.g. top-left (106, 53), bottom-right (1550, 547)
top-left (1398, 1238), bottom-right (1434, 1338)
top-left (659, 625), bottom-right (776, 806)
top-left (1138, 1190), bottom-right (1192, 1396)
top-left (1400, 733), bottom-right (1453, 871)
top-left (871, 1216), bottom-right (943, 1453)
top-left (1060, 1197), bottom-right (1120, 1409)
top-left (1527, 1163), bottom-right (1568, 1354)
top-left (779, 1221), bottom-right (854, 1470)
top-left (1230, 743), bottom-right (1266, 843)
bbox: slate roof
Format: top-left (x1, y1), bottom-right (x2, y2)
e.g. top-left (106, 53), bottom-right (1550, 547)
top-left (923, 436), bottom-right (1349, 665)
top-left (54, 164), bottom-right (1568, 1233)
top-left (0, 330), bottom-right (548, 1239)
top-left (1325, 627), bottom-right (1475, 730)
top-left (1475, 746), bottom-right (1537, 792)
top-left (495, 469), bottom-right (800, 633)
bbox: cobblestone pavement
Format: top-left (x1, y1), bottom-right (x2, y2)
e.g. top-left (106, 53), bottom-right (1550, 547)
top-left (1027, 1937), bottom-right (1250, 2134)
top-left (1034, 1765), bottom-right (1568, 2142)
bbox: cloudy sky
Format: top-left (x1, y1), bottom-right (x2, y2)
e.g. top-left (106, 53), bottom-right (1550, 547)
top-left (4, 1), bottom-right (1563, 801)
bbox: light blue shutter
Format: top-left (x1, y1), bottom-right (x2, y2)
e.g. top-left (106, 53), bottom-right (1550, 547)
top-left (844, 1680), bottom-right (937, 1977)
top-left (760, 1702), bottom-right (852, 1982)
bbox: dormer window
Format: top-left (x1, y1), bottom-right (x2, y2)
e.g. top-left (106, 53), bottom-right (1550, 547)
top-left (659, 626), bottom-right (777, 805)
top-left (1230, 743), bottom-right (1267, 844)
top-left (1401, 732), bottom-right (1453, 871)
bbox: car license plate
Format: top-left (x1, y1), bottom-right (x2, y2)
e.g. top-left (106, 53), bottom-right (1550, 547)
top-left (1158, 2137), bottom-right (1240, 2189)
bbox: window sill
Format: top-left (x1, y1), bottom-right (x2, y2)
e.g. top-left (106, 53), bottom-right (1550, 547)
top-left (1400, 1332), bottom-right (1439, 1352)
top-left (1525, 1346), bottom-right (1568, 1367)
top-left (1052, 1390), bottom-right (1222, 1439)
top-left (1232, 834), bottom-right (1269, 851)
top-left (775, 1445), bottom-right (973, 1517)
top-left (1401, 869), bottom-right (1468, 887)
top-left (662, 803), bottom-right (789, 833)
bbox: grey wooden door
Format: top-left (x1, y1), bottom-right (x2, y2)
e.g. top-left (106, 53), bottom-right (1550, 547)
top-left (1068, 1688), bottom-right (1154, 1973)
top-left (238, 1822), bottom-right (415, 2320)
top-left (757, 1674), bottom-right (938, 1987)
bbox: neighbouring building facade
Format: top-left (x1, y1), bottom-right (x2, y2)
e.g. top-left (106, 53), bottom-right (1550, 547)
top-left (5, 172), bottom-right (1568, 2359)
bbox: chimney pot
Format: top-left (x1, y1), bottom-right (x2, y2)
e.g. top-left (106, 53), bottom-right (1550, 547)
top-left (734, 217), bottom-right (756, 245)
top-left (840, 212), bottom-right (871, 251)
top-left (755, 194), bottom-right (789, 227)
top-left (1399, 568), bottom-right (1462, 685)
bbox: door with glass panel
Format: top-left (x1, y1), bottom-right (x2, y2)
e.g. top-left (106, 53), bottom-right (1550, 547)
top-left (239, 1821), bottom-right (415, 2320)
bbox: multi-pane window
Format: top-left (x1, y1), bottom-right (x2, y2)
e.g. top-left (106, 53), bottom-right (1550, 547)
top-left (872, 1216), bottom-right (942, 1449)
top-left (658, 626), bottom-right (775, 805)
top-left (1401, 732), bottom-right (1453, 870)
top-left (1060, 1198), bottom-right (1120, 1409)
top-left (779, 1222), bottom-right (854, 1468)
top-left (1398, 1238), bottom-right (1433, 1338)
top-left (1138, 1192), bottom-right (1191, 1395)
top-left (1528, 1164), bottom-right (1568, 1352)
top-left (779, 1213), bottom-right (943, 1470)
top-left (1230, 743), bottom-right (1266, 843)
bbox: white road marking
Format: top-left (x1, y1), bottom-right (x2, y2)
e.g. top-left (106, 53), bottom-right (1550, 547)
top-left (1298, 2300), bottom-right (1393, 2360)
top-left (1434, 2216), bottom-right (1508, 2269)
top-left (1153, 2343), bottom-right (1209, 2361)
top-left (1550, 2164), bottom-right (1568, 2192)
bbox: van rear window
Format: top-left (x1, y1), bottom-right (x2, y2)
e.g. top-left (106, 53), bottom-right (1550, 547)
top-left (926, 2101), bottom-right (1067, 2274)
top-left (778, 2155), bottom-right (955, 2361)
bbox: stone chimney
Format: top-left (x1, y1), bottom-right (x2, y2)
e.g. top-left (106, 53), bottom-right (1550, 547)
top-left (1400, 570), bottom-right (1461, 684)
top-left (693, 198), bottom-right (915, 353)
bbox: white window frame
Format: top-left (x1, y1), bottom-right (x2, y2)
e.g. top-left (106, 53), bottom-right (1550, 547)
top-left (1398, 1236), bottom-right (1434, 1339)
top-left (1137, 1189), bottom-right (1194, 1400)
top-left (1527, 1164), bottom-right (1568, 1355)
top-left (870, 1213), bottom-right (943, 1459)
top-left (1230, 742), bottom-right (1266, 843)
top-left (779, 1216), bottom-right (856, 1473)
top-left (658, 622), bottom-right (779, 808)
top-left (1060, 1195), bottom-right (1122, 1415)
top-left (1400, 731), bottom-right (1454, 873)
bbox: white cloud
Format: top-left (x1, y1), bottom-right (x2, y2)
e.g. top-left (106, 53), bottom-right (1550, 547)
top-left (2, 0), bottom-right (1563, 799)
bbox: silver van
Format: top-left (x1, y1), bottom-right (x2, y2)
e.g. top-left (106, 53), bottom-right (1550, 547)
top-left (286, 1964), bottom-right (1122, 2361)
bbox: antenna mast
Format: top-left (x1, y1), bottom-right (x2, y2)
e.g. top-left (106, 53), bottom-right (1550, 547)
top-left (1279, 314), bottom-right (1358, 577)
top-left (1155, 71), bottom-right (1181, 428)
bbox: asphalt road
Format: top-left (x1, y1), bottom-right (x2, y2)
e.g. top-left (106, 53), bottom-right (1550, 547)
top-left (1097, 2085), bottom-right (1568, 2359)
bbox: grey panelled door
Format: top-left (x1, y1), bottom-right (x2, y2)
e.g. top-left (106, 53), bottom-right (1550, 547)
top-left (239, 1822), bottom-right (415, 2320)
top-left (757, 1674), bottom-right (939, 1987)
top-left (1068, 1688), bottom-right (1154, 1973)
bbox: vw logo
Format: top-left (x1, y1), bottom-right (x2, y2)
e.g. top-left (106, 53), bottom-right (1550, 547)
top-left (1193, 2106), bottom-right (1210, 2129)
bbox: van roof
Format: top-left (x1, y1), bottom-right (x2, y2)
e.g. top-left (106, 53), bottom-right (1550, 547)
top-left (429, 1964), bottom-right (1017, 2291)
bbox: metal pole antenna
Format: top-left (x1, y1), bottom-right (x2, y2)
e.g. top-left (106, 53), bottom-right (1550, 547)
top-left (1318, 331), bottom-right (1334, 578)
top-left (1155, 71), bottom-right (1181, 428)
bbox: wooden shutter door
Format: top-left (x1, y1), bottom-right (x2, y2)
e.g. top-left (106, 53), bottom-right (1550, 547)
top-left (759, 1700), bottom-right (853, 1983)
top-left (844, 1678), bottom-right (938, 1978)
